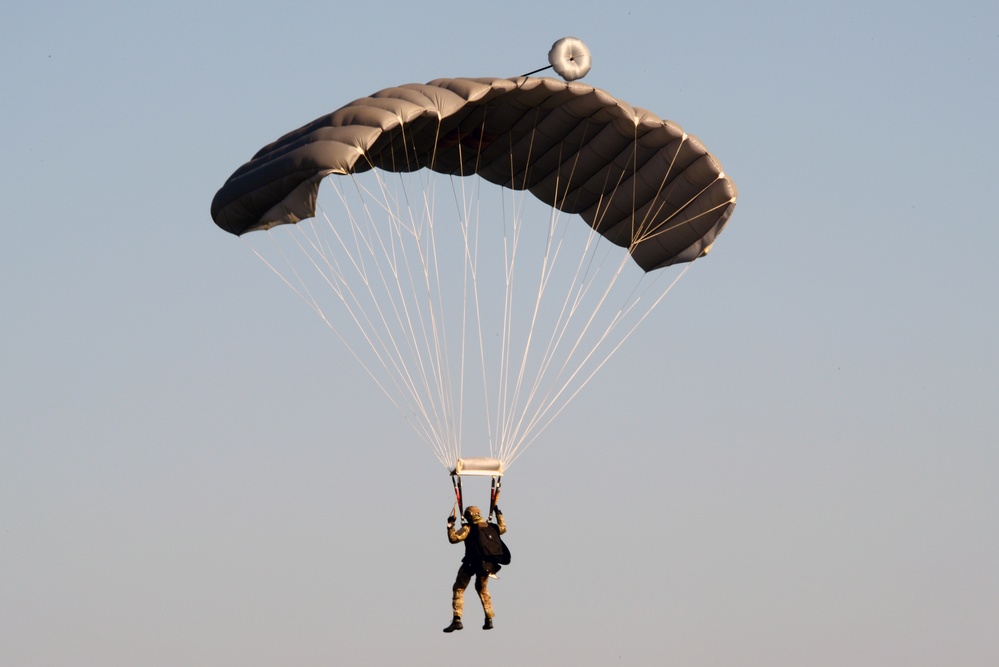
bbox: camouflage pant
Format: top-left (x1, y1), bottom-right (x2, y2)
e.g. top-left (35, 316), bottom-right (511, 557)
top-left (451, 563), bottom-right (493, 619)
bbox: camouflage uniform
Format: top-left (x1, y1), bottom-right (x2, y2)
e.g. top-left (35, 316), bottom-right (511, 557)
top-left (447, 506), bottom-right (507, 621)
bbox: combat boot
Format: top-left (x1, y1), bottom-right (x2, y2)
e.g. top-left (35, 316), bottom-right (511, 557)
top-left (483, 617), bottom-right (494, 630)
top-left (443, 616), bottom-right (463, 633)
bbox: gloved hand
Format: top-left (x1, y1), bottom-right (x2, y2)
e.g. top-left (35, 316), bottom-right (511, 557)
top-left (448, 510), bottom-right (456, 525)
top-left (494, 507), bottom-right (502, 516)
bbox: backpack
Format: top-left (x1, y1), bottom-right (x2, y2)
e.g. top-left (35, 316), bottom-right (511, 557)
top-left (476, 523), bottom-right (511, 566)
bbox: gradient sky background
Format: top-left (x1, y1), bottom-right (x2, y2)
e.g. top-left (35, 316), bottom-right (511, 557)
top-left (3, 1), bottom-right (997, 665)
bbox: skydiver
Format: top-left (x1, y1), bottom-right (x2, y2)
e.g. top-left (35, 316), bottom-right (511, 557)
top-left (442, 505), bottom-right (508, 632)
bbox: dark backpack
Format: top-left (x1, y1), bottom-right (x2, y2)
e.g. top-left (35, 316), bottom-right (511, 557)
top-left (476, 523), bottom-right (511, 566)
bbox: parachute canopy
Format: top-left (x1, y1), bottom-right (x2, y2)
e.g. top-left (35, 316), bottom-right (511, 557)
top-left (211, 76), bottom-right (736, 272)
top-left (211, 72), bottom-right (738, 472)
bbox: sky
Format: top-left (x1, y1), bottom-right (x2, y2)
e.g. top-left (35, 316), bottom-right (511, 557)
top-left (2, 1), bottom-right (997, 665)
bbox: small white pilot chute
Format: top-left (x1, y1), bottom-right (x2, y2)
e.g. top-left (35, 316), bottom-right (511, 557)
top-left (547, 36), bottom-right (591, 81)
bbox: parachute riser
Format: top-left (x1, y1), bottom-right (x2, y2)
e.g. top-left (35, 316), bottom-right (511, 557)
top-left (489, 476), bottom-right (502, 521)
top-left (451, 474), bottom-right (464, 518)
top-left (450, 462), bottom-right (503, 522)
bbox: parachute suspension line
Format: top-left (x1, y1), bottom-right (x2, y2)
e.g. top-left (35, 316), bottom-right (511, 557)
top-left (498, 106), bottom-right (578, 463)
top-left (242, 230), bottom-right (327, 321)
top-left (442, 114), bottom-right (504, 467)
top-left (628, 134), bottom-right (733, 249)
top-left (633, 133), bottom-right (686, 242)
top-left (403, 137), bottom-right (476, 468)
top-left (405, 165), bottom-right (462, 467)
top-left (401, 155), bottom-right (460, 466)
top-left (417, 119), bottom-right (470, 468)
top-left (496, 147), bottom-right (584, 462)
top-left (445, 121), bottom-right (511, 468)
top-left (637, 178), bottom-right (736, 245)
top-left (497, 133), bottom-right (610, 464)
top-left (315, 165), bottom-right (461, 466)
top-left (417, 140), bottom-right (464, 466)
top-left (502, 112), bottom-right (565, 458)
top-left (450, 161), bottom-right (470, 462)
top-left (465, 128), bottom-right (494, 462)
top-left (402, 160), bottom-right (467, 468)
top-left (411, 122), bottom-right (480, 468)
top-left (448, 170), bottom-right (479, 462)
top-left (422, 118), bottom-right (459, 445)
top-left (501, 249), bottom-right (632, 465)
top-left (485, 111), bottom-right (622, 466)
top-left (494, 123), bottom-right (695, 467)
top-left (503, 263), bottom-right (692, 469)
top-left (503, 264), bottom-right (692, 467)
top-left (447, 138), bottom-right (480, 465)
top-left (326, 174), bottom-right (455, 465)
top-left (466, 124), bottom-right (503, 463)
top-left (241, 218), bottom-right (450, 462)
top-left (329, 129), bottom-right (446, 462)
top-left (336, 172), bottom-right (453, 462)
top-left (495, 125), bottom-right (529, 461)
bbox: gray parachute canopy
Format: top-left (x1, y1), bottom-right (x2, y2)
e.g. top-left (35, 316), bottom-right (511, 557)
top-left (211, 77), bottom-right (737, 271)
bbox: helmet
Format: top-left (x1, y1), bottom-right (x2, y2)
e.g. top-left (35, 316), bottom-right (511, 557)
top-left (464, 506), bottom-right (483, 522)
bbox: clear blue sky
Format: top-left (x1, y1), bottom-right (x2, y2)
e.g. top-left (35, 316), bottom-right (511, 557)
top-left (2, 1), bottom-right (997, 665)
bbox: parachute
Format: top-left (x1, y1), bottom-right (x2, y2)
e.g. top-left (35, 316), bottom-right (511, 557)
top-left (212, 77), bottom-right (735, 270)
top-left (211, 51), bottom-right (737, 477)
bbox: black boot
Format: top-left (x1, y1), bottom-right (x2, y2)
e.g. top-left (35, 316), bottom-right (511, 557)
top-left (482, 617), bottom-right (494, 630)
top-left (443, 617), bottom-right (463, 633)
